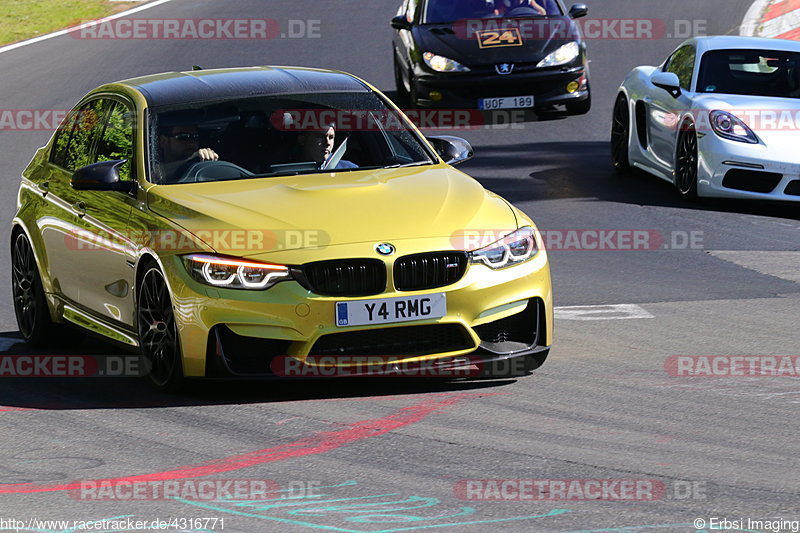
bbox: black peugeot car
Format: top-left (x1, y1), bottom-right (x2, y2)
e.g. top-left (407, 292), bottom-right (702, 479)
top-left (391, 0), bottom-right (590, 114)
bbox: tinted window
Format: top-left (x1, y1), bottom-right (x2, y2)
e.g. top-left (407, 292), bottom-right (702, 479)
top-left (697, 49), bottom-right (800, 98)
top-left (51, 111), bottom-right (78, 168)
top-left (52, 100), bottom-right (105, 172)
top-left (424, 0), bottom-right (562, 23)
top-left (96, 101), bottom-right (135, 181)
top-left (151, 92), bottom-right (435, 185)
top-left (665, 45), bottom-right (696, 91)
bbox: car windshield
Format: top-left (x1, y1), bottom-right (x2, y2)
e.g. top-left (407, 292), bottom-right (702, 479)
top-left (697, 49), bottom-right (800, 98)
top-left (150, 92), bottom-right (435, 185)
top-left (423, 0), bottom-right (562, 23)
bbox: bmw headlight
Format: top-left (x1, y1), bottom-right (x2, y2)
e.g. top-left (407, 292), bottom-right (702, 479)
top-left (709, 110), bottom-right (759, 144)
top-left (470, 228), bottom-right (538, 269)
top-left (184, 254), bottom-right (291, 290)
top-left (423, 52), bottom-right (470, 73)
top-left (537, 41), bottom-right (580, 68)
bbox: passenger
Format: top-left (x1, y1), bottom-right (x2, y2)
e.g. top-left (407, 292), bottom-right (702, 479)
top-left (296, 122), bottom-right (358, 170)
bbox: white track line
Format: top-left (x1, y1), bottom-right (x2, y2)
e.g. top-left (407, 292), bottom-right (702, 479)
top-left (0, 0), bottom-right (173, 55)
top-left (554, 304), bottom-right (654, 321)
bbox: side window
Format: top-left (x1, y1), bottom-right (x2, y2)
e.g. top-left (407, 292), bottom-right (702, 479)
top-left (51, 109), bottom-right (80, 168)
top-left (666, 45), bottom-right (696, 91)
top-left (95, 101), bottom-right (135, 181)
top-left (51, 100), bottom-right (105, 172)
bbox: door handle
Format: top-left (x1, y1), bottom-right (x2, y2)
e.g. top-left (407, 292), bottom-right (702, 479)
top-left (39, 181), bottom-right (49, 196)
top-left (72, 201), bottom-right (86, 218)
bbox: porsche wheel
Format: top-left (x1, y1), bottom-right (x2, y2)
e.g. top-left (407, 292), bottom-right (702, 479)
top-left (11, 232), bottom-right (51, 346)
top-left (676, 123), bottom-right (699, 198)
top-left (611, 94), bottom-right (631, 173)
top-left (137, 263), bottom-right (184, 391)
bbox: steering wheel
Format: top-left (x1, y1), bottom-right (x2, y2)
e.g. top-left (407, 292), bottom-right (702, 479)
top-left (175, 160), bottom-right (253, 183)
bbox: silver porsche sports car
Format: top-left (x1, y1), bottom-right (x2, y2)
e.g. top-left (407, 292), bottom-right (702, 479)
top-left (613, 36), bottom-right (800, 201)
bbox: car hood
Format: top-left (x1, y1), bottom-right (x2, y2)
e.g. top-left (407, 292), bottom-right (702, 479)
top-left (692, 93), bottom-right (800, 152)
top-left (146, 165), bottom-right (518, 257)
top-left (415, 16), bottom-right (579, 67)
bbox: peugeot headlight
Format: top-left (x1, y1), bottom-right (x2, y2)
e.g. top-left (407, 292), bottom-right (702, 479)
top-left (423, 52), bottom-right (470, 73)
top-left (184, 254), bottom-right (291, 290)
top-left (537, 41), bottom-right (580, 68)
top-left (709, 110), bottom-right (759, 144)
top-left (470, 228), bottom-right (538, 269)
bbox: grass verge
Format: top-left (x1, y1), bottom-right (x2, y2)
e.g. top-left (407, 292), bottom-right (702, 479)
top-left (1, 0), bottom-right (140, 46)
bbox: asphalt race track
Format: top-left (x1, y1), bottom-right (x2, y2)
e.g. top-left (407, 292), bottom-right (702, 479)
top-left (1, 1), bottom-right (799, 531)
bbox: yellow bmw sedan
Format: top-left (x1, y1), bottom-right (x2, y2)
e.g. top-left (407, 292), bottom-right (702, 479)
top-left (12, 66), bottom-right (552, 389)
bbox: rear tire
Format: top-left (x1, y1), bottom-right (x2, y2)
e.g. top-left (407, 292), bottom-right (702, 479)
top-left (137, 262), bottom-right (184, 391)
top-left (610, 94), bottom-right (631, 174)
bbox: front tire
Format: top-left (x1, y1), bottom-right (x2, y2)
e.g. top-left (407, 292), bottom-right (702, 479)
top-left (610, 94), bottom-right (631, 173)
top-left (393, 50), bottom-right (409, 98)
top-left (408, 74), bottom-right (420, 109)
top-left (11, 232), bottom-right (51, 347)
top-left (675, 123), bottom-right (699, 199)
top-left (137, 263), bottom-right (184, 391)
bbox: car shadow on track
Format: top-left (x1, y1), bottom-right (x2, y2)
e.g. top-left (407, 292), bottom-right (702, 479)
top-left (462, 141), bottom-right (800, 220)
top-left (0, 332), bottom-right (519, 410)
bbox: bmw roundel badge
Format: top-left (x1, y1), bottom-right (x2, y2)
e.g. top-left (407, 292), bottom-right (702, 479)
top-left (375, 243), bottom-right (395, 256)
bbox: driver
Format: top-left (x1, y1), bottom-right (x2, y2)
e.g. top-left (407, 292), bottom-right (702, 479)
top-left (494, 0), bottom-right (547, 16)
top-left (157, 116), bottom-right (219, 182)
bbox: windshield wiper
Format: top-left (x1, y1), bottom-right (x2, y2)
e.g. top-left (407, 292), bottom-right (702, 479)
top-left (248, 169), bottom-right (321, 179)
top-left (384, 160), bottom-right (434, 169)
top-left (246, 160), bottom-right (433, 179)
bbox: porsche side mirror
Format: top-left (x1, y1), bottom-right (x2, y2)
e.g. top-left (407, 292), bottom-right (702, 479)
top-left (427, 136), bottom-right (474, 166)
top-left (391, 15), bottom-right (412, 30)
top-left (71, 160), bottom-right (136, 193)
top-left (651, 72), bottom-right (682, 98)
top-left (568, 3), bottom-right (588, 19)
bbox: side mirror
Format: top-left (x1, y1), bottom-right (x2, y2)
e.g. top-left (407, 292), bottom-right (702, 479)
top-left (427, 136), bottom-right (474, 166)
top-left (391, 15), bottom-right (412, 31)
top-left (568, 3), bottom-right (588, 18)
top-left (71, 160), bottom-right (136, 193)
top-left (651, 71), bottom-right (682, 98)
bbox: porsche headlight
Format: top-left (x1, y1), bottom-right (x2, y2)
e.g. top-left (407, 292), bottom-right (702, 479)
top-left (423, 52), bottom-right (470, 73)
top-left (184, 254), bottom-right (291, 290)
top-left (470, 228), bottom-right (538, 269)
top-left (537, 41), bottom-right (580, 68)
top-left (709, 110), bottom-right (759, 144)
